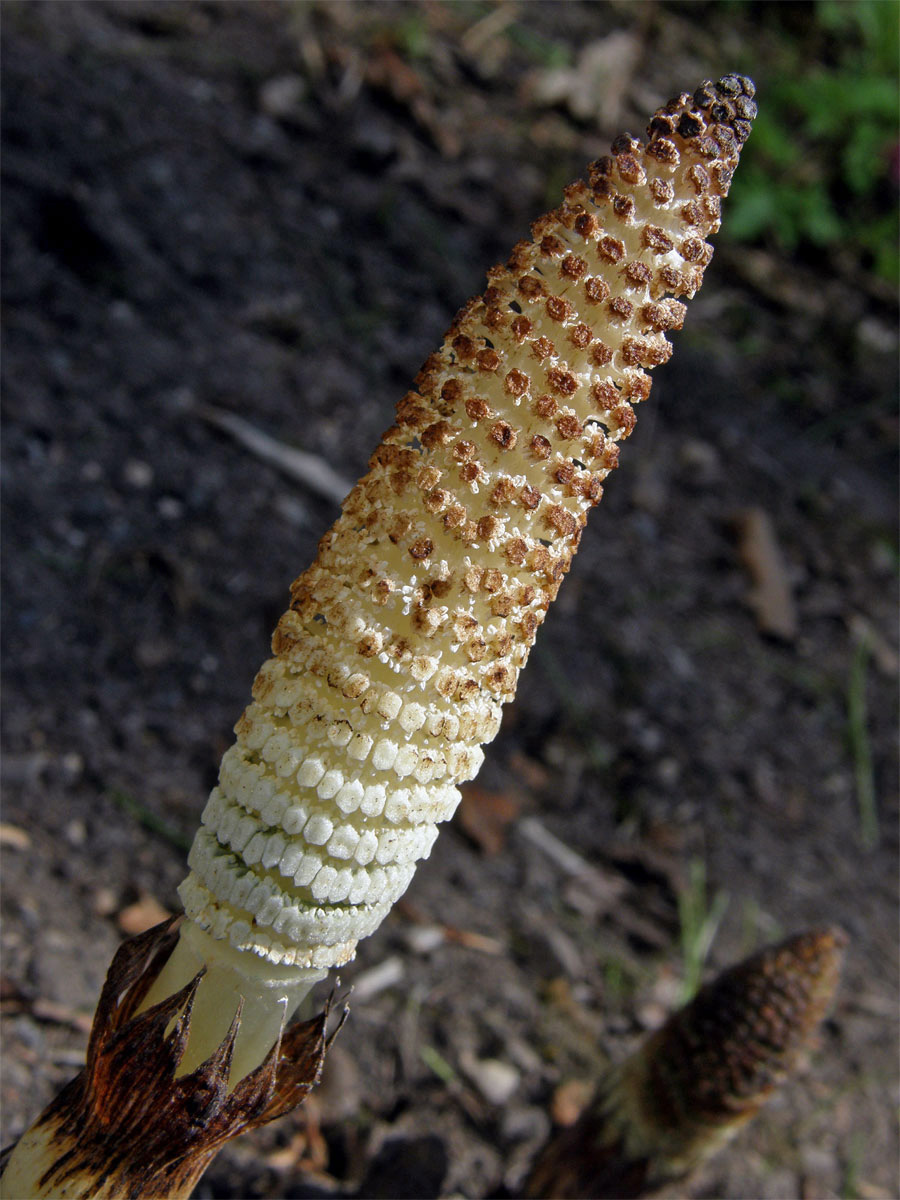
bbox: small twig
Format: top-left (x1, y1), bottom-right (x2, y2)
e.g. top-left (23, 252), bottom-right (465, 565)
top-left (847, 635), bottom-right (879, 850)
top-left (199, 405), bottom-right (352, 505)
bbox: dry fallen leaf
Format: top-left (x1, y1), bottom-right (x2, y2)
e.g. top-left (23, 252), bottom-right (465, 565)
top-left (734, 506), bottom-right (798, 640)
top-left (458, 784), bottom-right (522, 856)
top-left (550, 1078), bottom-right (593, 1127)
top-left (527, 32), bottom-right (641, 125)
top-left (116, 891), bottom-right (171, 935)
top-left (0, 823), bottom-right (31, 851)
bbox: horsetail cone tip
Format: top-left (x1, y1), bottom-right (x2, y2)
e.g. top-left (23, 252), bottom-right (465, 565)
top-left (524, 926), bottom-right (846, 1200)
top-left (176, 73), bottom-right (756, 980)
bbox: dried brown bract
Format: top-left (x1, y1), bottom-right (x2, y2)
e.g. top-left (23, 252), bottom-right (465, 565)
top-left (0, 918), bottom-right (344, 1200)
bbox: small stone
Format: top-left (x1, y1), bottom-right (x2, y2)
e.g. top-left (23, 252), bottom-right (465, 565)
top-left (123, 459), bottom-right (153, 488)
top-left (461, 1052), bottom-right (520, 1105)
top-left (259, 75), bottom-right (305, 119)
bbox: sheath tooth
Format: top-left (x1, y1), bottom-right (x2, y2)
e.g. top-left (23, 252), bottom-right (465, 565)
top-left (399, 702), bottom-right (427, 734)
top-left (327, 722), bottom-right (353, 748)
top-left (252, 777), bottom-right (276, 811)
top-left (420, 824), bottom-right (440, 859)
top-left (377, 691), bottom-right (403, 721)
top-left (229, 871), bottom-right (256, 910)
top-left (201, 788), bottom-right (226, 828)
top-left (275, 747), bottom-right (304, 778)
top-left (245, 880), bottom-right (270, 915)
top-left (228, 920), bottom-right (252, 950)
top-left (413, 756), bottom-right (437, 784)
top-left (261, 731), bottom-right (290, 765)
top-left (257, 896), bottom-right (284, 927)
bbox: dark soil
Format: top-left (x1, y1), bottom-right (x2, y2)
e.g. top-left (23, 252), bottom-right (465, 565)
top-left (2, 4), bottom-right (897, 1198)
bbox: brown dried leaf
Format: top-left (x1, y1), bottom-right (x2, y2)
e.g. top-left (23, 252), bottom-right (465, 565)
top-left (735, 506), bottom-right (798, 640)
top-left (550, 1078), bottom-right (593, 1127)
top-left (0, 823), bottom-right (31, 850)
top-left (458, 784), bottom-right (522, 856)
top-left (117, 890), bottom-right (172, 935)
top-left (527, 33), bottom-right (642, 125)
